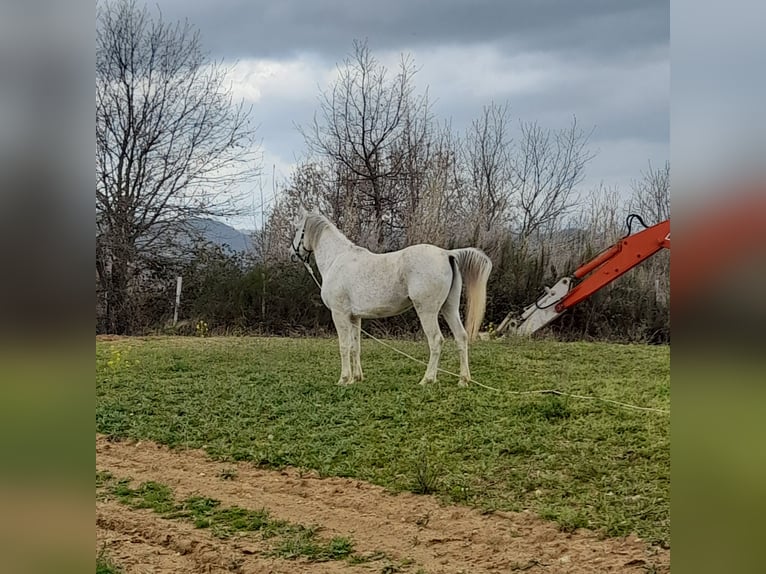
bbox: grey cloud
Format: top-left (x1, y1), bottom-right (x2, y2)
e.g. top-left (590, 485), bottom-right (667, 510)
top-left (151, 0), bottom-right (667, 62)
top-left (147, 0), bottom-right (668, 143)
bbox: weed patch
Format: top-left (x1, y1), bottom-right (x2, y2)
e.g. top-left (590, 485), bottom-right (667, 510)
top-left (271, 529), bottom-right (355, 561)
top-left (112, 479), bottom-right (176, 513)
top-left (96, 547), bottom-right (121, 574)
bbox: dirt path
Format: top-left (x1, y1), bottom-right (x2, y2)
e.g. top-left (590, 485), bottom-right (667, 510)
top-left (96, 435), bottom-right (669, 573)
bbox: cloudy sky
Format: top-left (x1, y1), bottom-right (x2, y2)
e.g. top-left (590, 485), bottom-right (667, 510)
top-left (151, 0), bottom-right (669, 229)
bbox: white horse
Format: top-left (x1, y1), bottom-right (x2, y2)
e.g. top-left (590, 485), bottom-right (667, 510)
top-left (291, 210), bottom-right (492, 386)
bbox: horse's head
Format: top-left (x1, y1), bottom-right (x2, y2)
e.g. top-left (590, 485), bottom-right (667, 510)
top-left (290, 207), bottom-right (311, 264)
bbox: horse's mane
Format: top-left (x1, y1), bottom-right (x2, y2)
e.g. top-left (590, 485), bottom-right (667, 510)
top-left (303, 212), bottom-right (348, 250)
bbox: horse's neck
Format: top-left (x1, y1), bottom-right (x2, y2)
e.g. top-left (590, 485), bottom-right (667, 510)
top-left (313, 226), bottom-right (352, 275)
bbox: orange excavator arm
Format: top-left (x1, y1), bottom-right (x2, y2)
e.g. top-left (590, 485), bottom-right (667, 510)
top-left (495, 218), bottom-right (670, 336)
top-left (556, 219), bottom-right (670, 312)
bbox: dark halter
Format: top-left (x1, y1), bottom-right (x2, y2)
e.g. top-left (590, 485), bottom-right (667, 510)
top-left (291, 226), bottom-right (313, 265)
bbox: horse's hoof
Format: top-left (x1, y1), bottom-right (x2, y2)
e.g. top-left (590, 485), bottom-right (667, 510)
top-left (337, 378), bottom-right (353, 386)
top-left (353, 375), bottom-right (364, 382)
top-left (419, 377), bottom-right (436, 386)
top-left (458, 377), bottom-right (470, 387)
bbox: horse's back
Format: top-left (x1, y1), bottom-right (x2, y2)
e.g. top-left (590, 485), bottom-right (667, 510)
top-left (344, 243), bottom-right (449, 277)
top-left (399, 243), bottom-right (451, 272)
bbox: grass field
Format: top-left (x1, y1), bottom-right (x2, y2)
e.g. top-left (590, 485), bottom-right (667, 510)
top-left (96, 335), bottom-right (670, 546)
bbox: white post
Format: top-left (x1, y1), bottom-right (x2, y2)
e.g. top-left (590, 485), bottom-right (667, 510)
top-left (173, 276), bottom-right (183, 326)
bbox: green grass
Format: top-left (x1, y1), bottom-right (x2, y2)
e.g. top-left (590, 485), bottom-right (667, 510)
top-left (270, 529), bottom-right (355, 561)
top-left (96, 335), bottom-right (670, 546)
top-left (96, 547), bottom-right (121, 574)
top-left (98, 473), bottom-right (356, 560)
top-left (112, 479), bottom-right (177, 514)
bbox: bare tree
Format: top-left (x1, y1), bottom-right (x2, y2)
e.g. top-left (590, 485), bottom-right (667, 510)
top-left (511, 117), bottom-right (594, 240)
top-left (628, 161), bottom-right (670, 307)
top-left (96, 0), bottom-right (258, 333)
top-left (629, 161), bottom-right (670, 223)
top-left (577, 184), bottom-right (623, 245)
top-left (403, 121), bottom-right (462, 246)
top-left (300, 39), bottom-right (429, 247)
top-left (260, 161), bottom-right (344, 262)
top-left (462, 102), bottom-right (514, 245)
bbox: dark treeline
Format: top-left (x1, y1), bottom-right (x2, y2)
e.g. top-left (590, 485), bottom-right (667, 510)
top-left (96, 196), bottom-right (670, 344)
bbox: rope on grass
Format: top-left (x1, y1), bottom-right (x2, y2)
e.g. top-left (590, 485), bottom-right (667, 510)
top-left (360, 328), bottom-right (669, 415)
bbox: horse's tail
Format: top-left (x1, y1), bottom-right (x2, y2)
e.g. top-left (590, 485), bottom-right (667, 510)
top-left (449, 248), bottom-right (493, 341)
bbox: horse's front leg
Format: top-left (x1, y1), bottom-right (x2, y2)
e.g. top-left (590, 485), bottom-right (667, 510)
top-left (331, 310), bottom-right (354, 385)
top-left (351, 316), bottom-right (364, 382)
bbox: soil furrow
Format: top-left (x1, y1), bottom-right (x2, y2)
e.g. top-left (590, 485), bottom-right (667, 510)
top-left (96, 435), bottom-right (669, 573)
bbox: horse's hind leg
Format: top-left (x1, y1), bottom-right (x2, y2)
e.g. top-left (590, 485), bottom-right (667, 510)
top-left (442, 302), bottom-right (471, 387)
top-left (331, 310), bottom-right (354, 385)
top-left (413, 304), bottom-right (444, 385)
top-left (351, 316), bottom-right (363, 382)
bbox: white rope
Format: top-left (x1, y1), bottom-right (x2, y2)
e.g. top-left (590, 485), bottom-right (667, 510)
top-left (300, 259), bottom-right (669, 416)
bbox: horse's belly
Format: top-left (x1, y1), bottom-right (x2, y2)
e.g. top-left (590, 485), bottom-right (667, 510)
top-left (348, 282), bottom-right (411, 318)
top-left (353, 299), bottom-right (412, 319)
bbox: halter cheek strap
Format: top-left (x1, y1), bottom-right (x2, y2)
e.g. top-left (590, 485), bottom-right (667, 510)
top-left (291, 227), bottom-right (313, 265)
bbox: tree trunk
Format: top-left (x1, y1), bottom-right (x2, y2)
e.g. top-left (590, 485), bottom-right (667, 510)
top-left (106, 248), bottom-right (132, 334)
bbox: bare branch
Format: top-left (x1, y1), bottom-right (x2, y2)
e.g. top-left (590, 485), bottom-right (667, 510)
top-left (511, 117), bottom-right (595, 239)
top-left (629, 161), bottom-right (670, 223)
